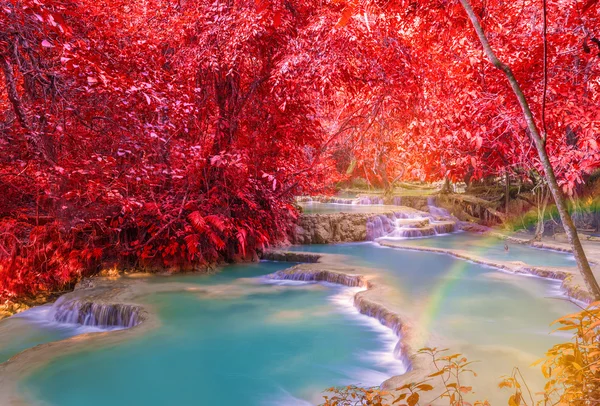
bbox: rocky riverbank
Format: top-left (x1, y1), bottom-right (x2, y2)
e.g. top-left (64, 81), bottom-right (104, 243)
top-left (289, 205), bottom-right (457, 244)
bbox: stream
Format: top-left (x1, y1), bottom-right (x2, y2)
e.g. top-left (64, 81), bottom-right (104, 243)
top-left (0, 210), bottom-right (580, 405)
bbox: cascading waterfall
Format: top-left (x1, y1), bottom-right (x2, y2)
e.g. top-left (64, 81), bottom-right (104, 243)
top-left (267, 269), bottom-right (368, 288)
top-left (329, 197), bottom-right (355, 204)
top-left (268, 268), bottom-right (411, 369)
top-left (52, 296), bottom-right (142, 328)
top-left (366, 215), bottom-right (396, 240)
top-left (367, 209), bottom-right (458, 240)
top-left (427, 196), bottom-right (453, 218)
top-left (357, 196), bottom-right (384, 205)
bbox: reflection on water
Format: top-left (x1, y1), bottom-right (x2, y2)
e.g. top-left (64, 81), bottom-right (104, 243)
top-left (23, 262), bottom-right (405, 406)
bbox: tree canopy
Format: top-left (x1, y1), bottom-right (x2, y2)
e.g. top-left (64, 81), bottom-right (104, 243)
top-left (1, 0), bottom-right (599, 301)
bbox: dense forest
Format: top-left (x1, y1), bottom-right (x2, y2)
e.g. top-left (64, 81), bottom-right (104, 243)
top-left (1, 0), bottom-right (599, 303)
top-left (3, 1), bottom-right (600, 406)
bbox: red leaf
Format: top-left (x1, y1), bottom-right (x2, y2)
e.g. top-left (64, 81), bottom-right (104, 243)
top-left (187, 211), bottom-right (206, 233)
top-left (205, 215), bottom-right (226, 232)
top-left (273, 11), bottom-right (282, 27)
top-left (582, 0), bottom-right (599, 13)
top-left (336, 6), bottom-right (355, 27)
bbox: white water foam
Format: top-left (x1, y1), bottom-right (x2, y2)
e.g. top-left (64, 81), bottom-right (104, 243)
top-left (13, 304), bottom-right (122, 334)
top-left (260, 275), bottom-right (407, 387)
top-left (328, 286), bottom-right (408, 380)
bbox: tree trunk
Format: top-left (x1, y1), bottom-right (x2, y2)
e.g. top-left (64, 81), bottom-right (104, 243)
top-left (505, 171), bottom-right (510, 214)
top-left (534, 184), bottom-right (550, 241)
top-left (442, 177), bottom-right (452, 194)
top-left (459, 0), bottom-right (600, 299)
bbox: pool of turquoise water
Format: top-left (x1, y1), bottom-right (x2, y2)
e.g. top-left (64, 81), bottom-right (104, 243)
top-left (299, 202), bottom-right (394, 214)
top-left (22, 262), bottom-right (404, 406)
top-left (380, 232), bottom-right (576, 268)
top-left (0, 315), bottom-right (80, 364)
top-left (12, 236), bottom-right (581, 405)
top-left (286, 242), bottom-right (578, 400)
top-left (0, 306), bottom-right (121, 364)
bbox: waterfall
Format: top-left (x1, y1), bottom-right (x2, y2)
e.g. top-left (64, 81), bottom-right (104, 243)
top-left (427, 196), bottom-right (453, 218)
top-left (267, 268), bottom-right (411, 370)
top-left (357, 196), bottom-right (384, 205)
top-left (267, 269), bottom-right (368, 288)
top-left (330, 197), bottom-right (355, 204)
top-left (426, 197), bottom-right (457, 233)
top-left (368, 209), bottom-right (458, 240)
top-left (366, 215), bottom-right (396, 240)
top-left (392, 196), bottom-right (402, 206)
top-left (297, 195), bottom-right (386, 206)
top-left (52, 296), bottom-right (142, 328)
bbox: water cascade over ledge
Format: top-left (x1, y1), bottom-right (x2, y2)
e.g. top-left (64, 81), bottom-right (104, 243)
top-left (366, 212), bottom-right (458, 240)
top-left (266, 266), bottom-right (411, 370)
top-left (52, 296), bottom-right (142, 328)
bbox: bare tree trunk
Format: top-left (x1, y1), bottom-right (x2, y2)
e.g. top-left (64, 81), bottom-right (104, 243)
top-left (505, 171), bottom-right (510, 214)
top-left (442, 176), bottom-right (452, 194)
top-left (533, 182), bottom-right (550, 241)
top-left (459, 0), bottom-right (600, 299)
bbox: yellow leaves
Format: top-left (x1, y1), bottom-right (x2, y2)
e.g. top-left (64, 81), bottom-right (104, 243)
top-left (508, 393), bottom-right (521, 406)
top-left (538, 303), bottom-right (600, 405)
top-left (554, 324), bottom-right (579, 331)
top-left (428, 370), bottom-right (445, 378)
top-left (406, 392), bottom-right (419, 406)
top-left (498, 380), bottom-right (513, 389)
top-left (326, 316), bottom-right (600, 406)
top-left (443, 353), bottom-right (462, 361)
top-left (530, 358), bottom-right (543, 367)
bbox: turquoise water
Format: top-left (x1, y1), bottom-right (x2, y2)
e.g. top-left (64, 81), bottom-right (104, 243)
top-left (287, 242), bottom-right (578, 400)
top-left (145, 261), bottom-right (294, 285)
top-left (299, 202), bottom-right (394, 214)
top-left (23, 262), bottom-right (404, 406)
top-left (0, 306), bottom-right (118, 364)
top-left (0, 263), bottom-right (291, 364)
top-left (0, 314), bottom-right (76, 364)
top-left (383, 232), bottom-right (576, 268)
top-left (13, 236), bottom-right (582, 404)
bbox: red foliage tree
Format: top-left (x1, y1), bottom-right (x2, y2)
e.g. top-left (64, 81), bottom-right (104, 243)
top-left (0, 0), bottom-right (336, 302)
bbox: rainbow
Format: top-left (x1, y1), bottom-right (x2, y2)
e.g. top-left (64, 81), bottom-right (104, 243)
top-left (412, 235), bottom-right (502, 349)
